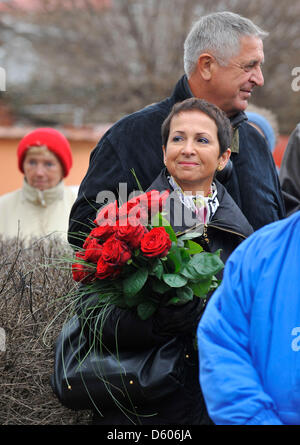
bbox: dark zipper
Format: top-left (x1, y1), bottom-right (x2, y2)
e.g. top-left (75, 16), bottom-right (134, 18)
top-left (177, 223), bottom-right (247, 240)
top-left (206, 223), bottom-right (247, 239)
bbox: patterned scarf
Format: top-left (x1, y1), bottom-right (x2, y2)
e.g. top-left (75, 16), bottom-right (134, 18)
top-left (168, 176), bottom-right (219, 224)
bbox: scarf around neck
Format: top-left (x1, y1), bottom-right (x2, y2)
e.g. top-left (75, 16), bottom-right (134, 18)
top-left (168, 175), bottom-right (219, 224)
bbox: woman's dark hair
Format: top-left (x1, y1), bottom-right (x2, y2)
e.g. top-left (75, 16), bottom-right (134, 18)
top-left (161, 98), bottom-right (232, 155)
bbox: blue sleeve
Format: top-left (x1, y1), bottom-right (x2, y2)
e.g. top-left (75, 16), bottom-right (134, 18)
top-left (197, 243), bottom-right (283, 425)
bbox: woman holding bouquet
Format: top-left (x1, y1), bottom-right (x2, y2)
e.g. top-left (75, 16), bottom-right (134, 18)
top-left (52, 99), bottom-right (253, 425)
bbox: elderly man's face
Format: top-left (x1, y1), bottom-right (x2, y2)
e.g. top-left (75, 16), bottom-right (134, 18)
top-left (208, 35), bottom-right (264, 117)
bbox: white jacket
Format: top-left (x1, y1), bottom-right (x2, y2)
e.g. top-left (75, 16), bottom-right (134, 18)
top-left (0, 180), bottom-right (77, 244)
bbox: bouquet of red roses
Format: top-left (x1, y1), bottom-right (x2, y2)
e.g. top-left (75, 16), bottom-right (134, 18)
top-left (71, 189), bottom-right (224, 320)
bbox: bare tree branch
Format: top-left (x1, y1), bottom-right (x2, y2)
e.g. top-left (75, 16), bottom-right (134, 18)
top-left (0, 0), bottom-right (299, 133)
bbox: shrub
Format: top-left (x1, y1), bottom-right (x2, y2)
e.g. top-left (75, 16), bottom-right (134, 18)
top-left (0, 236), bottom-right (91, 425)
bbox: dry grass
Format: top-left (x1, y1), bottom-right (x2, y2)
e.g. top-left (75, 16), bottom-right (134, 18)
top-left (0, 236), bottom-right (92, 425)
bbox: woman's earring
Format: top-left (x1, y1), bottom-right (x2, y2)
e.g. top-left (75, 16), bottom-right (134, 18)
top-left (217, 164), bottom-right (223, 171)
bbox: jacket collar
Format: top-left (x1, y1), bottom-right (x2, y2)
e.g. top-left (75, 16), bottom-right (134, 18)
top-left (230, 111), bottom-right (247, 128)
top-left (21, 179), bottom-right (64, 207)
top-left (148, 168), bottom-right (253, 238)
top-left (211, 180), bottom-right (253, 237)
top-left (172, 75), bottom-right (247, 129)
top-left (171, 75), bottom-right (193, 103)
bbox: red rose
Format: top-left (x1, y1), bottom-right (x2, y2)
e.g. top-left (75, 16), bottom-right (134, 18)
top-left (84, 224), bottom-right (116, 249)
top-left (118, 194), bottom-right (145, 222)
top-left (84, 238), bottom-right (103, 264)
top-left (72, 251), bottom-right (95, 283)
top-left (146, 189), bottom-right (170, 217)
top-left (140, 227), bottom-right (172, 258)
top-left (101, 235), bottom-right (132, 266)
top-left (94, 200), bottom-right (118, 226)
top-left (96, 258), bottom-right (121, 280)
top-left (125, 205), bottom-right (149, 226)
top-left (116, 223), bottom-right (148, 250)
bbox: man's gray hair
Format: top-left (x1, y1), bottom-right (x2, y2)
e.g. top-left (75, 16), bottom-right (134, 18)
top-left (183, 11), bottom-right (268, 77)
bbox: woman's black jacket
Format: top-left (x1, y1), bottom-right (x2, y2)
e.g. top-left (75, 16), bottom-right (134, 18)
top-left (72, 170), bottom-right (253, 425)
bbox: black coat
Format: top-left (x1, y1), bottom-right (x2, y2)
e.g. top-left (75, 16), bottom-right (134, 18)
top-left (68, 75), bottom-right (285, 248)
top-left (75, 290), bottom-right (212, 425)
top-left (279, 123), bottom-right (300, 216)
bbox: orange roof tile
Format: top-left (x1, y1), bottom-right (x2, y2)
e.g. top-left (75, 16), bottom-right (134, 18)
top-left (0, 124), bottom-right (112, 142)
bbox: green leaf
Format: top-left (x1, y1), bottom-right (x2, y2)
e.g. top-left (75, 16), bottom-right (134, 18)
top-left (176, 286), bottom-right (194, 302)
top-left (186, 240), bottom-right (203, 254)
top-left (123, 267), bottom-right (148, 297)
top-left (162, 273), bottom-right (187, 288)
top-left (176, 238), bottom-right (185, 248)
top-left (190, 252), bottom-right (224, 278)
top-left (180, 263), bottom-right (200, 280)
top-left (151, 278), bottom-right (170, 294)
top-left (178, 231), bottom-right (203, 241)
top-left (167, 245), bottom-right (182, 274)
top-left (124, 291), bottom-right (143, 307)
top-left (166, 296), bottom-right (181, 305)
top-left (150, 259), bottom-right (164, 279)
top-left (130, 168), bottom-right (144, 192)
top-left (190, 279), bottom-right (212, 297)
top-left (137, 300), bottom-right (158, 320)
top-left (167, 286), bottom-right (193, 305)
top-left (164, 224), bottom-right (177, 243)
top-left (179, 247), bottom-right (191, 265)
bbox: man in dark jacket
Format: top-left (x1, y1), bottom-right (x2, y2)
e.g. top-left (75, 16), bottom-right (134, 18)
top-left (279, 123), bottom-right (300, 216)
top-left (68, 11), bottom-right (285, 248)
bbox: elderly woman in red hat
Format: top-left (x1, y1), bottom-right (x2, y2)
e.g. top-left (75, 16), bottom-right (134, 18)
top-left (0, 127), bottom-right (77, 244)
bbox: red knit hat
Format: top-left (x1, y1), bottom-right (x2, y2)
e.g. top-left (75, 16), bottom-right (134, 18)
top-left (17, 127), bottom-right (73, 177)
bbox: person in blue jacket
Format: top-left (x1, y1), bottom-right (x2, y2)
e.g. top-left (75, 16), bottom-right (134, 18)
top-left (197, 211), bottom-right (300, 425)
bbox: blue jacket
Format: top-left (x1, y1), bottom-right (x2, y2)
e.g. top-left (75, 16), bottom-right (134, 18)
top-left (197, 211), bottom-right (300, 425)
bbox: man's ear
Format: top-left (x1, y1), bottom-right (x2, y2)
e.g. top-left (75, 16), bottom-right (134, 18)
top-left (196, 53), bottom-right (215, 81)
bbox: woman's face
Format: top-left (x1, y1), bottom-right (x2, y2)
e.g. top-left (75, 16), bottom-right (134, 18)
top-left (23, 147), bottom-right (64, 191)
top-left (163, 110), bottom-right (230, 196)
